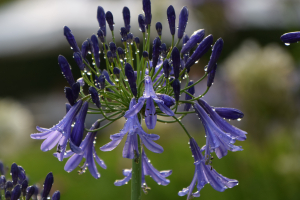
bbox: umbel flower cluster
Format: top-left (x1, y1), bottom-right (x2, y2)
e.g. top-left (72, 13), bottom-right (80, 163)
top-left (30, 0), bottom-right (247, 199)
top-left (0, 161), bottom-right (60, 200)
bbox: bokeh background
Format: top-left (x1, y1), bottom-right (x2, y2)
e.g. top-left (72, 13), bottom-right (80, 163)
top-left (1, 0), bottom-right (300, 199)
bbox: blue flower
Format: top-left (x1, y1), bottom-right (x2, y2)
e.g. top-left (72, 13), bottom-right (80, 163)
top-left (55, 121), bottom-right (107, 179)
top-left (101, 98), bottom-right (164, 158)
top-left (124, 75), bottom-right (174, 129)
top-left (178, 138), bottom-right (238, 199)
top-left (114, 150), bottom-right (172, 189)
top-left (30, 100), bottom-right (83, 161)
top-left (193, 102), bottom-right (243, 161)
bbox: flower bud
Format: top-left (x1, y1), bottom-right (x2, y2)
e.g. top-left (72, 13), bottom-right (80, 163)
top-left (11, 184), bottom-right (21, 200)
top-left (6, 181), bottom-right (13, 191)
top-left (207, 63), bottom-right (217, 87)
top-left (167, 5), bottom-right (176, 35)
top-left (184, 80), bottom-right (195, 111)
top-left (134, 37), bottom-right (140, 48)
top-left (52, 191), bottom-right (61, 200)
top-left (214, 107), bottom-right (244, 120)
top-left (120, 27), bottom-right (127, 42)
top-left (182, 34), bottom-right (189, 45)
top-left (58, 55), bottom-right (75, 87)
top-left (138, 14), bottom-right (146, 32)
top-left (163, 59), bottom-right (170, 78)
top-left (207, 38), bottom-right (223, 73)
top-left (103, 70), bottom-right (114, 86)
top-left (81, 40), bottom-right (89, 59)
top-left (172, 79), bottom-right (181, 101)
top-left (91, 34), bottom-right (101, 68)
top-left (125, 63), bottom-right (137, 96)
top-left (98, 74), bottom-right (105, 89)
top-left (178, 6), bottom-right (189, 39)
top-left (64, 87), bottom-right (75, 106)
top-left (105, 11), bottom-right (114, 31)
top-left (171, 47), bottom-right (180, 79)
top-left (181, 29), bottom-right (205, 55)
top-left (25, 186), bottom-right (35, 200)
top-left (11, 163), bottom-right (19, 185)
top-left (143, 0), bottom-right (152, 25)
top-left (280, 31), bottom-right (300, 44)
top-left (77, 78), bottom-right (85, 87)
top-left (155, 22), bottom-right (162, 36)
top-left (97, 6), bottom-right (106, 36)
top-left (152, 37), bottom-right (161, 69)
top-left (142, 51), bottom-right (149, 60)
top-left (63, 26), bottom-right (81, 53)
top-left (42, 172), bottom-right (53, 199)
top-left (73, 52), bottom-right (84, 71)
top-left (157, 94), bottom-right (175, 107)
top-left (97, 29), bottom-right (105, 43)
top-left (21, 180), bottom-right (28, 196)
top-left (107, 50), bottom-right (113, 63)
top-left (113, 67), bottom-right (120, 77)
top-left (117, 47), bottom-right (125, 60)
top-left (109, 42), bottom-right (117, 54)
top-left (160, 43), bottom-right (167, 58)
top-left (127, 33), bottom-right (134, 43)
top-left (5, 190), bottom-right (11, 199)
top-left (122, 7), bottom-right (131, 33)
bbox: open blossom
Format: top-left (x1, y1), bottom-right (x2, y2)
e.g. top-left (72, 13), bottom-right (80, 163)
top-left (124, 75), bottom-right (174, 129)
top-left (178, 138), bottom-right (238, 199)
top-left (114, 150), bottom-right (172, 189)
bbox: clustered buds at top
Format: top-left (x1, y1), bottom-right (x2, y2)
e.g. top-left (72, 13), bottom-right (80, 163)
top-left (167, 5), bottom-right (176, 35)
top-left (143, 0), bottom-right (152, 25)
top-left (181, 29), bottom-right (205, 55)
top-left (171, 47), bottom-right (180, 79)
top-left (185, 34), bottom-right (214, 72)
top-left (152, 37), bottom-right (161, 68)
top-left (207, 38), bottom-right (224, 73)
top-left (138, 14), bottom-right (146, 33)
top-left (97, 6), bottom-right (106, 36)
top-left (106, 11), bottom-right (114, 31)
top-left (58, 55), bottom-right (75, 87)
top-left (155, 22), bottom-right (162, 36)
top-left (63, 26), bottom-right (81, 53)
top-left (122, 7), bottom-right (131, 33)
top-left (280, 31), bottom-right (300, 44)
top-left (178, 6), bottom-right (189, 39)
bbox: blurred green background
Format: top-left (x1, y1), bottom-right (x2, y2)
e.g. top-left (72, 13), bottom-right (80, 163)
top-left (1, 0), bottom-right (300, 199)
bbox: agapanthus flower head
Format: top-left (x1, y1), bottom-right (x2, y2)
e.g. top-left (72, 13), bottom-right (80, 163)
top-left (181, 29), bottom-right (205, 55)
top-left (58, 55), bottom-right (75, 87)
top-left (280, 31), bottom-right (300, 44)
top-left (105, 11), bottom-right (114, 31)
top-left (178, 138), bottom-right (238, 199)
top-left (114, 150), bottom-right (172, 189)
top-left (178, 6), bottom-right (189, 39)
top-left (167, 5), bottom-right (176, 35)
top-left (97, 6), bottom-right (106, 36)
top-left (63, 26), bottom-right (81, 53)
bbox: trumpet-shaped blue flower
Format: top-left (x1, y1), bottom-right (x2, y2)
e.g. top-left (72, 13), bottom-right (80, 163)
top-left (114, 150), bottom-right (172, 189)
top-left (193, 102), bottom-right (242, 161)
top-left (124, 75), bottom-right (174, 129)
top-left (30, 100), bottom-right (83, 161)
top-left (178, 138), bottom-right (238, 199)
top-left (101, 98), bottom-right (164, 158)
top-left (54, 121), bottom-right (107, 179)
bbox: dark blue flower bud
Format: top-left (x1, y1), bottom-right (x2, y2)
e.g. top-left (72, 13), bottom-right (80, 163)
top-left (81, 40), bottom-right (89, 62)
top-left (71, 102), bottom-right (88, 148)
top-left (109, 42), bottom-right (117, 54)
top-left (178, 6), bottom-right (189, 39)
top-left (6, 181), bottom-right (13, 191)
top-left (160, 43), bottom-right (167, 58)
top-left (185, 34), bottom-right (213, 72)
top-left (169, 77), bottom-right (174, 86)
top-left (58, 55), bottom-right (75, 87)
top-left (157, 94), bottom-right (175, 107)
top-left (120, 27), bottom-right (127, 42)
top-left (25, 186), bottom-right (35, 200)
top-left (214, 107), bottom-right (244, 120)
top-left (125, 63), bottom-right (137, 96)
top-left (5, 190), bottom-right (11, 199)
top-left (172, 79), bottom-right (181, 101)
top-left (127, 33), bottom-right (134, 43)
top-left (207, 63), bottom-right (217, 87)
top-left (64, 87), bottom-right (75, 105)
top-left (143, 0), bottom-right (152, 25)
top-left (184, 80), bottom-right (195, 111)
top-left (155, 22), bottom-right (162, 36)
top-left (42, 172), bottom-right (53, 199)
top-left (113, 67), bottom-right (120, 76)
top-left (33, 185), bottom-right (39, 197)
top-left (63, 26), bottom-right (81, 53)
top-left (152, 37), bottom-right (161, 68)
top-left (122, 7), bottom-right (131, 33)
top-left (97, 29), bottom-right (105, 43)
top-left (0, 161), bottom-right (4, 175)
top-left (281, 31), bottom-right (300, 44)
top-left (182, 34), bottom-right (189, 45)
top-left (98, 74), bottom-right (105, 89)
top-left (142, 51), bottom-right (149, 60)
top-left (17, 166), bottom-right (26, 183)
top-left (89, 87), bottom-right (101, 108)
top-left (167, 5), bottom-right (176, 35)
top-left (52, 191), bottom-right (60, 200)
top-left (11, 184), bottom-right (21, 200)
top-left (102, 70), bottom-right (114, 86)
top-left (10, 163), bottom-right (18, 185)
top-left (134, 37), bottom-right (140, 48)
top-left (105, 11), bottom-right (114, 31)
top-left (21, 180), bottom-right (28, 196)
top-left (0, 175), bottom-right (6, 189)
top-left (171, 47), bottom-right (180, 79)
top-left (163, 59), bottom-right (170, 78)
top-left (73, 52), bottom-right (84, 71)
top-left (138, 14), bottom-right (146, 32)
top-left (107, 50), bottom-right (113, 63)
top-left (86, 38), bottom-right (94, 54)
top-left (97, 6), bottom-right (106, 36)
top-left (181, 29), bottom-right (205, 55)
top-left (117, 47), bottom-right (125, 60)
top-left (207, 38), bottom-right (223, 73)
top-left (91, 35), bottom-right (100, 68)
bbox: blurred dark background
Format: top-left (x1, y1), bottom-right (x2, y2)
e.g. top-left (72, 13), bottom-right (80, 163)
top-left (1, 0), bottom-right (300, 199)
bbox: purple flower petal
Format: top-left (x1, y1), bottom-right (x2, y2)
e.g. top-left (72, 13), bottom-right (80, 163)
top-left (145, 97), bottom-right (157, 129)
